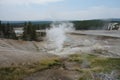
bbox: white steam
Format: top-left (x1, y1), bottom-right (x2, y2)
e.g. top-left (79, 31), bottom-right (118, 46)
top-left (46, 22), bottom-right (74, 51)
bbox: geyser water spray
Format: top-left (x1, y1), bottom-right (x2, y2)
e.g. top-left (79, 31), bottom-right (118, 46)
top-left (46, 22), bottom-right (74, 52)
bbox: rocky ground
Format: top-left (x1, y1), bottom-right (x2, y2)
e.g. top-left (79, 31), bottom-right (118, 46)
top-left (0, 39), bottom-right (56, 67)
top-left (0, 30), bottom-right (120, 80)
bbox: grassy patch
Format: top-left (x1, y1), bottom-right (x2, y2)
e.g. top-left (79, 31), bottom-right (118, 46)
top-left (0, 67), bottom-right (27, 80)
top-left (68, 53), bottom-right (120, 80)
top-left (91, 58), bottom-right (120, 72)
top-left (68, 53), bottom-right (120, 72)
top-left (68, 53), bottom-right (97, 64)
top-left (0, 57), bottom-right (61, 80)
top-left (68, 54), bottom-right (83, 63)
top-left (1, 54), bottom-right (120, 80)
top-left (68, 54), bottom-right (120, 71)
top-left (39, 57), bottom-right (61, 68)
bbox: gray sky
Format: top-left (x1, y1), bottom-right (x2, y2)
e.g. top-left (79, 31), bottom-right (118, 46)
top-left (0, 0), bottom-right (120, 21)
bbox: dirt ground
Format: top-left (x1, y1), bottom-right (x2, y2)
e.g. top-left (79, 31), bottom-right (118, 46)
top-left (0, 31), bottom-right (120, 66)
top-left (0, 30), bottom-right (120, 80)
top-left (24, 68), bottom-right (80, 80)
top-left (0, 39), bottom-right (56, 67)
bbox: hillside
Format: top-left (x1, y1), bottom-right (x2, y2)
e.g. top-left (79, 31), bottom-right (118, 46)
top-left (0, 39), bottom-right (55, 67)
top-left (0, 32), bottom-right (120, 80)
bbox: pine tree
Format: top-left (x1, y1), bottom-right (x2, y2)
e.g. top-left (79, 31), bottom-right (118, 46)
top-left (0, 21), bottom-right (3, 38)
top-left (6, 22), bottom-right (17, 39)
top-left (22, 22), bottom-right (28, 40)
top-left (31, 25), bottom-right (37, 41)
top-left (22, 22), bottom-right (37, 41)
top-left (0, 21), bottom-right (1, 30)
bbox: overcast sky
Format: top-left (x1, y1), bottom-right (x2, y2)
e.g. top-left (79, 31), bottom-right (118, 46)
top-left (0, 0), bottom-right (120, 21)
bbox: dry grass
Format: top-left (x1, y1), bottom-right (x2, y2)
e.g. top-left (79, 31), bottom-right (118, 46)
top-left (0, 53), bottom-right (120, 80)
top-left (0, 57), bottom-right (61, 80)
top-left (68, 53), bottom-right (120, 80)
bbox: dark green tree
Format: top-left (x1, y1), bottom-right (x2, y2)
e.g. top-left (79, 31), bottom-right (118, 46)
top-left (6, 22), bottom-right (17, 39)
top-left (22, 22), bottom-right (29, 40)
top-left (0, 22), bottom-right (16, 39)
top-left (0, 21), bottom-right (3, 38)
top-left (22, 22), bottom-right (37, 41)
top-left (0, 21), bottom-right (1, 30)
top-left (31, 25), bottom-right (37, 40)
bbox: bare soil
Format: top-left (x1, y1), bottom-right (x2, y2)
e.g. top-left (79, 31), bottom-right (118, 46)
top-left (0, 30), bottom-right (120, 80)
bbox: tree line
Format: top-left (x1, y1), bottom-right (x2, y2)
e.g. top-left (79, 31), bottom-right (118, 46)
top-left (72, 20), bottom-right (106, 30)
top-left (0, 21), bottom-right (49, 41)
top-left (0, 21), bottom-right (17, 39)
top-left (0, 20), bottom-right (119, 41)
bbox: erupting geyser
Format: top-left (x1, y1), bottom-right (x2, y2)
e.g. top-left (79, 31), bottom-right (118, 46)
top-left (46, 22), bottom-right (74, 52)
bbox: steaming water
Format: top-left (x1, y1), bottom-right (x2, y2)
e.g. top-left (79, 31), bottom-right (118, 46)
top-left (46, 22), bottom-right (74, 52)
top-left (46, 22), bottom-right (112, 57)
top-left (44, 22), bottom-right (119, 80)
